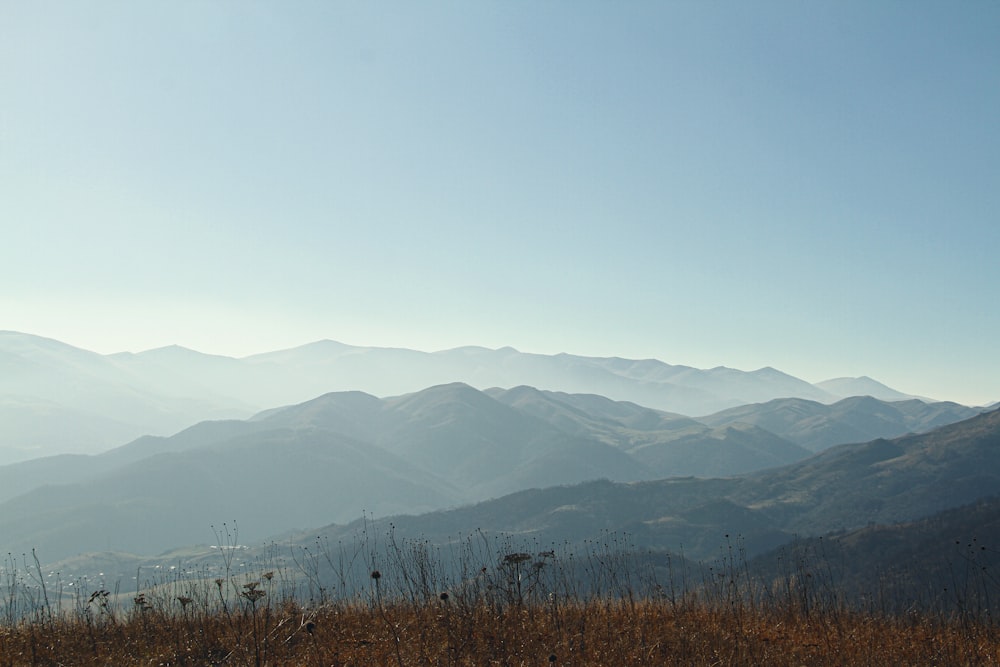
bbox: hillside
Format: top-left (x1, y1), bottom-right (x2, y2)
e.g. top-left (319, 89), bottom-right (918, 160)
top-left (5, 386), bottom-right (994, 567)
top-left (734, 406), bottom-right (1000, 533)
top-left (0, 383), bottom-right (806, 562)
top-left (293, 408), bottom-right (1000, 562)
top-left (750, 495), bottom-right (1000, 614)
top-left (486, 386), bottom-right (811, 476)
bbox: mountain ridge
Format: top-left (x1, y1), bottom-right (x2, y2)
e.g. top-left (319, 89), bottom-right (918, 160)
top-left (0, 331), bottom-right (942, 463)
top-left (0, 381), bottom-right (989, 564)
top-left (291, 407), bottom-right (1000, 562)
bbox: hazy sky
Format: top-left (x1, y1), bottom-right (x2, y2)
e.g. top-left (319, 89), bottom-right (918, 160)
top-left (2, 2), bottom-right (998, 405)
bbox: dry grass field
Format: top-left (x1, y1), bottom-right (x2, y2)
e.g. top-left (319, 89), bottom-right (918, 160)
top-left (2, 593), bottom-right (998, 666)
top-left (3, 528), bottom-right (999, 665)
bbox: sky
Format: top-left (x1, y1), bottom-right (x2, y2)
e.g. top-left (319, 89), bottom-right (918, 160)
top-left (1, 1), bottom-right (998, 405)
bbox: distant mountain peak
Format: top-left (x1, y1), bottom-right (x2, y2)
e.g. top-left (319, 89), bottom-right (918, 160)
top-left (815, 376), bottom-right (927, 402)
top-left (297, 339), bottom-right (354, 351)
top-left (142, 344), bottom-right (210, 355)
top-left (439, 345), bottom-right (516, 355)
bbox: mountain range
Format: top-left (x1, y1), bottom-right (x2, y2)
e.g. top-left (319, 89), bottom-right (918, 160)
top-left (0, 379), bottom-right (983, 564)
top-left (31, 404), bottom-right (997, 609)
top-left (697, 394), bottom-right (976, 452)
top-left (290, 406), bottom-right (1000, 563)
top-left (0, 330), bottom-right (938, 464)
top-left (4, 329), bottom-right (996, 611)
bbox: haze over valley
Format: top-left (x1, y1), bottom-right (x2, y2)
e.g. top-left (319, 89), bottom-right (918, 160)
top-left (0, 330), bottom-right (992, 585)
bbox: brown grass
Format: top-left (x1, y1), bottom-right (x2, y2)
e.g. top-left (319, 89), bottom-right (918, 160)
top-left (3, 528), bottom-right (998, 665)
top-left (1, 595), bottom-right (998, 666)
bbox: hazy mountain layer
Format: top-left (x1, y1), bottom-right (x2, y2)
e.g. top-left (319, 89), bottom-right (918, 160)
top-left (17, 405), bottom-right (1000, 598)
top-left (0, 332), bottom-right (254, 464)
top-left (292, 408), bottom-right (1000, 562)
top-left (486, 386), bottom-right (811, 476)
top-left (2, 378), bottom-right (989, 563)
top-left (698, 395), bottom-right (979, 452)
top-left (814, 376), bottom-right (925, 402)
top-left (1, 330), bottom-right (932, 463)
top-left (0, 382), bottom-right (811, 561)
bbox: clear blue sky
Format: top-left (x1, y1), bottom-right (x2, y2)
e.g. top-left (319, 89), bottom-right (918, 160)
top-left (2, 2), bottom-right (998, 405)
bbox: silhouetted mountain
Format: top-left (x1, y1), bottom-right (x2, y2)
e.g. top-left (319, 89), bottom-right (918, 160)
top-left (698, 395), bottom-right (979, 452)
